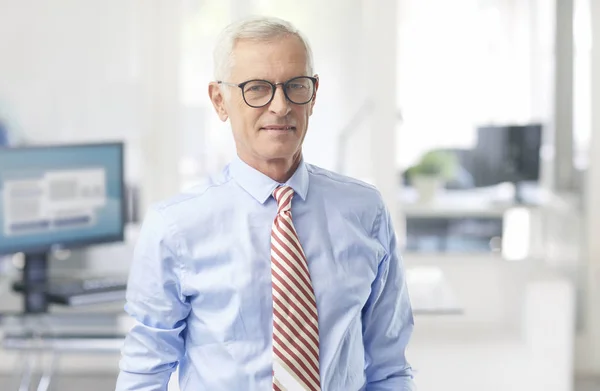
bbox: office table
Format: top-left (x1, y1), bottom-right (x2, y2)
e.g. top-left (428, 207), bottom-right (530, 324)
top-left (0, 268), bottom-right (463, 390)
top-left (0, 311), bottom-right (126, 391)
top-left (0, 272), bottom-right (126, 391)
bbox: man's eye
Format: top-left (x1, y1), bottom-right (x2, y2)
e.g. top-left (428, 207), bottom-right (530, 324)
top-left (288, 84), bottom-right (305, 90)
top-left (247, 85), bottom-right (269, 93)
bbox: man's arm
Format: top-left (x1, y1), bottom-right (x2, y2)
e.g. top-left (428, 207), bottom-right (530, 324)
top-left (362, 201), bottom-right (415, 391)
top-left (116, 206), bottom-right (191, 391)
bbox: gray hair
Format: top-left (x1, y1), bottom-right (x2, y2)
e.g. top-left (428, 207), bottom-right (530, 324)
top-left (213, 15), bottom-right (314, 82)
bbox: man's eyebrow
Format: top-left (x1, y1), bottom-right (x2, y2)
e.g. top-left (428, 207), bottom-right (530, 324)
top-left (251, 76), bottom-right (309, 83)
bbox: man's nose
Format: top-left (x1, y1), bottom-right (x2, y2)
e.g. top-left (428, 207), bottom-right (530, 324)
top-left (268, 85), bottom-right (291, 116)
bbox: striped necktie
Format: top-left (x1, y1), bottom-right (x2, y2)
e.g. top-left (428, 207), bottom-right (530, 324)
top-left (270, 185), bottom-right (321, 391)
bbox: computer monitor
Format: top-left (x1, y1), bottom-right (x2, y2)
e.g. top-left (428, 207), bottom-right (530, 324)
top-left (0, 142), bottom-right (125, 312)
top-left (473, 124), bottom-right (542, 199)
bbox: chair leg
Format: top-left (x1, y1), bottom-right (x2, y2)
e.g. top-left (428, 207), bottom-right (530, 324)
top-left (36, 352), bottom-right (60, 391)
top-left (16, 352), bottom-right (37, 391)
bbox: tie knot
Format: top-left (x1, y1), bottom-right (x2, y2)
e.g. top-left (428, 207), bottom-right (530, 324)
top-left (273, 185), bottom-right (294, 213)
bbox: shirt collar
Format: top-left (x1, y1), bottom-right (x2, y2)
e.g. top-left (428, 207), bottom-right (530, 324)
top-left (229, 155), bottom-right (309, 204)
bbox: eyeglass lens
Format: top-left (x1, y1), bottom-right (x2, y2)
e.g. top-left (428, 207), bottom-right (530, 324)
top-left (242, 77), bottom-right (314, 107)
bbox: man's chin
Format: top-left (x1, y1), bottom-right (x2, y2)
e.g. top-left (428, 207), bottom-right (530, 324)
top-left (259, 147), bottom-right (302, 162)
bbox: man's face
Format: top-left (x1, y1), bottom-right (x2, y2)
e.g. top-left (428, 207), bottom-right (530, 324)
top-left (209, 36), bottom-right (318, 166)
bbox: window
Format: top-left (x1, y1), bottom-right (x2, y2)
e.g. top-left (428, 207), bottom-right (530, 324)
top-left (396, 0), bottom-right (542, 170)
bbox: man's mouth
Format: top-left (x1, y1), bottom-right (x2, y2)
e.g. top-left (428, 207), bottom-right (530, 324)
top-left (261, 126), bottom-right (296, 131)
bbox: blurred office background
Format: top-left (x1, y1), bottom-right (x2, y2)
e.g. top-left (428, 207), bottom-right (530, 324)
top-left (1, 0), bottom-right (599, 390)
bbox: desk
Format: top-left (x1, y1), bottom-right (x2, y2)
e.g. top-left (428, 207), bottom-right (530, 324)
top-left (0, 267), bottom-right (462, 390)
top-left (1, 272), bottom-right (127, 390)
top-left (0, 312), bottom-right (126, 391)
top-left (1, 312), bottom-right (125, 350)
top-left (399, 185), bottom-right (564, 257)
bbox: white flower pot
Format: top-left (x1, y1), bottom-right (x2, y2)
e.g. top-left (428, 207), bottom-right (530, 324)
top-left (412, 175), bottom-right (443, 202)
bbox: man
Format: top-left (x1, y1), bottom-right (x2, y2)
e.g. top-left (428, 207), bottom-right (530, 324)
top-left (116, 15), bottom-right (414, 391)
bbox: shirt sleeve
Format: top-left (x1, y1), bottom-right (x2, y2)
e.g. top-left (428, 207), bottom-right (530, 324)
top-left (116, 206), bottom-right (191, 391)
top-left (362, 200), bottom-right (416, 391)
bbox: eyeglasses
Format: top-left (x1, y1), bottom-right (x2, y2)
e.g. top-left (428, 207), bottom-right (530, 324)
top-left (217, 76), bottom-right (317, 108)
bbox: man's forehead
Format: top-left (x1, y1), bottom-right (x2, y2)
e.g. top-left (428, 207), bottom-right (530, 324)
top-left (230, 37), bottom-right (308, 80)
top-left (233, 35), bottom-right (304, 52)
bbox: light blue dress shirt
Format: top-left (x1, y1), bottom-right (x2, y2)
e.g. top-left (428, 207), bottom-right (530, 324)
top-left (116, 157), bottom-right (415, 391)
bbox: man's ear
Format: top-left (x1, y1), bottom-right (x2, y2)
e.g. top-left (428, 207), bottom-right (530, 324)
top-left (309, 74), bottom-right (319, 116)
top-left (208, 82), bottom-right (229, 122)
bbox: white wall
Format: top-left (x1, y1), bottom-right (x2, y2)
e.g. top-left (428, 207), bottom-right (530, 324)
top-left (0, 0), bottom-right (144, 180)
top-left (0, 0), bottom-right (184, 213)
top-left (577, 0), bottom-right (600, 376)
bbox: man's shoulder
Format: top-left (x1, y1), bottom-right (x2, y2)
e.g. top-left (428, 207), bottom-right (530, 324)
top-left (152, 170), bottom-right (233, 217)
top-left (306, 163), bottom-right (383, 202)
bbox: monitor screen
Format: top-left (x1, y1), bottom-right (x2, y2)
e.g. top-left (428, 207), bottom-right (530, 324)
top-left (0, 142), bottom-right (125, 255)
top-left (474, 124), bottom-right (542, 187)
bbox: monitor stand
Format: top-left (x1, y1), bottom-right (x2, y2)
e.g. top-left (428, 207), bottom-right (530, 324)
top-left (21, 252), bottom-right (50, 313)
top-left (512, 180), bottom-right (523, 204)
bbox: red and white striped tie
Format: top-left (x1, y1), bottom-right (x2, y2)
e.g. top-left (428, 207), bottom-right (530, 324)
top-left (271, 185), bottom-right (321, 391)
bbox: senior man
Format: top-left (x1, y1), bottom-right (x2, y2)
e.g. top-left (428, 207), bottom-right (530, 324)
top-left (116, 15), bottom-right (415, 391)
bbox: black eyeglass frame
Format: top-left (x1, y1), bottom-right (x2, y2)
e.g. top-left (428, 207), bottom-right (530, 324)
top-left (217, 76), bottom-right (318, 108)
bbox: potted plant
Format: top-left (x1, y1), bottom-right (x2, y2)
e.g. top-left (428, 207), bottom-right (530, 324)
top-left (406, 150), bottom-right (458, 202)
